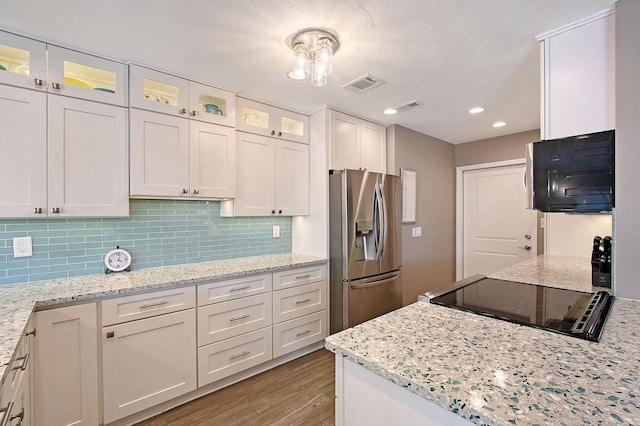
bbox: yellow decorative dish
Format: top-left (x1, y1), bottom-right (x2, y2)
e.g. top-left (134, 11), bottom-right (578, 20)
top-left (64, 76), bottom-right (93, 89)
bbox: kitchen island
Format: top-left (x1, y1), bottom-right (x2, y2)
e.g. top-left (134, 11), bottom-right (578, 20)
top-left (325, 255), bottom-right (640, 425)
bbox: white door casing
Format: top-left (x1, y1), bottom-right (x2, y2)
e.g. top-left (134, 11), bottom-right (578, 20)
top-left (456, 160), bottom-right (538, 280)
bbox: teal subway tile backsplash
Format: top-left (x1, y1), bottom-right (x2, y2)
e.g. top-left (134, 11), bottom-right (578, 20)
top-left (0, 200), bottom-right (292, 285)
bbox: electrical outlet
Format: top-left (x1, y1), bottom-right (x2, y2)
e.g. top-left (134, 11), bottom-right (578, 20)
top-left (411, 227), bottom-right (423, 238)
top-left (13, 236), bottom-right (33, 258)
top-left (272, 225), bottom-right (280, 238)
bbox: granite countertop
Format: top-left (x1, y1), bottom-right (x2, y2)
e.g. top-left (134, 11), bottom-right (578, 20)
top-left (0, 253), bottom-right (326, 381)
top-left (325, 255), bottom-right (640, 425)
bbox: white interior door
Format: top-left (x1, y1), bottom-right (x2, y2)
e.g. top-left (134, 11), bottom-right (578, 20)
top-left (462, 163), bottom-right (537, 278)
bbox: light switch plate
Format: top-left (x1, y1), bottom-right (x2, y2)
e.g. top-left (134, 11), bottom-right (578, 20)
top-left (272, 225), bottom-right (280, 238)
top-left (412, 227), bottom-right (422, 238)
top-left (13, 236), bottom-right (33, 258)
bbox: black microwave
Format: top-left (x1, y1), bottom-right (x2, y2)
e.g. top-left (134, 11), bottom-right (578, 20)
top-left (525, 130), bottom-right (614, 213)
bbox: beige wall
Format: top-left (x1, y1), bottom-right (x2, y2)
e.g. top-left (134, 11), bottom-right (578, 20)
top-left (454, 129), bottom-right (540, 167)
top-left (387, 125), bottom-right (455, 305)
top-left (614, 0), bottom-right (640, 300)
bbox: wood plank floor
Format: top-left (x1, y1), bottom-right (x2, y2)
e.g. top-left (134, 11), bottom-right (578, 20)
top-left (136, 349), bottom-right (335, 426)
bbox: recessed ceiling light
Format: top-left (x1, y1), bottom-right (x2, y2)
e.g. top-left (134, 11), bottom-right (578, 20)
top-left (492, 121), bottom-right (507, 128)
top-left (468, 107), bottom-right (485, 114)
top-left (383, 108), bottom-right (397, 115)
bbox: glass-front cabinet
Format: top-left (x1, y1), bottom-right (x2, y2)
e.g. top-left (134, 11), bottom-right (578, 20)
top-left (47, 45), bottom-right (127, 106)
top-left (129, 65), bottom-right (235, 127)
top-left (0, 30), bottom-right (47, 90)
top-left (236, 97), bottom-right (309, 144)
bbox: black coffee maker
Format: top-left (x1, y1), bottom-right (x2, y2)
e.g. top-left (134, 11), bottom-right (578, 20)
top-left (591, 236), bottom-right (612, 288)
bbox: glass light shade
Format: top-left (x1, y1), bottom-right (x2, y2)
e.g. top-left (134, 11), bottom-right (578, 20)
top-left (288, 43), bottom-right (310, 80)
top-left (316, 37), bottom-right (333, 75)
top-left (311, 63), bottom-right (328, 86)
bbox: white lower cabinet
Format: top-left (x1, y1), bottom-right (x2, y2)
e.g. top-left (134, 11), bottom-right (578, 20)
top-left (34, 303), bottom-right (98, 426)
top-left (273, 310), bottom-right (327, 358)
top-left (102, 308), bottom-right (197, 424)
top-left (198, 327), bottom-right (273, 387)
top-left (1, 316), bottom-right (34, 426)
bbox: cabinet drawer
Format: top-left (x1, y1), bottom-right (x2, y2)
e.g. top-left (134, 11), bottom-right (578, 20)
top-left (198, 293), bottom-right (272, 346)
top-left (197, 274), bottom-right (272, 306)
top-left (198, 327), bottom-right (272, 387)
top-left (273, 280), bottom-right (327, 324)
top-left (273, 264), bottom-right (327, 290)
top-left (102, 286), bottom-right (196, 326)
top-left (272, 311), bottom-right (327, 358)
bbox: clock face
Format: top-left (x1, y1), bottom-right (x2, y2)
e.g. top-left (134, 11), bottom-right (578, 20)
top-left (104, 248), bottom-right (131, 272)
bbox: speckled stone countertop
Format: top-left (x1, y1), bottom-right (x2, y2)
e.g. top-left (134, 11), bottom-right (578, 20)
top-left (325, 255), bottom-right (640, 425)
top-left (0, 253), bottom-right (325, 381)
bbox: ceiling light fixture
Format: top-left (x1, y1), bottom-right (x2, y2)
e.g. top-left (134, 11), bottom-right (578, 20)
top-left (469, 107), bottom-right (485, 114)
top-left (287, 28), bottom-right (340, 87)
top-left (383, 108), bottom-right (397, 115)
top-left (492, 121), bottom-right (507, 128)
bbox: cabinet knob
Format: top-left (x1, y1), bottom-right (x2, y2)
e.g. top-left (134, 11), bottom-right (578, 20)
top-left (191, 110), bottom-right (198, 117)
top-left (33, 207), bottom-right (42, 214)
top-left (179, 108), bottom-right (187, 115)
top-left (193, 189), bottom-right (200, 195)
top-left (278, 209), bottom-right (283, 214)
top-left (34, 78), bottom-right (43, 87)
top-left (271, 130), bottom-right (275, 136)
top-left (51, 207), bottom-right (60, 214)
top-left (51, 82), bottom-right (61, 90)
top-left (182, 188), bottom-right (189, 194)
top-left (278, 131), bottom-right (282, 137)
top-left (271, 210), bottom-right (276, 214)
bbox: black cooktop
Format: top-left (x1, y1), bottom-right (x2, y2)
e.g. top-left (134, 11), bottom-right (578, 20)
top-left (427, 276), bottom-right (614, 342)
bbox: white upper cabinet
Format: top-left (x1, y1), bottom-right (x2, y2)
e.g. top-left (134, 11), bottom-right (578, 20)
top-left (130, 109), bottom-right (236, 199)
top-left (47, 45), bottom-right (128, 107)
top-left (220, 132), bottom-right (309, 217)
top-left (129, 65), bottom-right (235, 127)
top-left (47, 95), bottom-right (129, 217)
top-left (236, 97), bottom-right (309, 144)
top-left (539, 11), bottom-right (615, 139)
top-left (0, 30), bottom-right (47, 91)
top-left (328, 109), bottom-right (386, 173)
top-left (0, 85), bottom-right (47, 218)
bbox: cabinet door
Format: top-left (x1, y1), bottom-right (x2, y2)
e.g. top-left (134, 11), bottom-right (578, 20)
top-left (129, 65), bottom-right (189, 117)
top-left (360, 120), bottom-right (387, 173)
top-left (0, 30), bottom-right (47, 91)
top-left (226, 132), bottom-right (275, 216)
top-left (102, 309), bottom-right (197, 423)
top-left (130, 108), bottom-right (190, 198)
top-left (329, 110), bottom-right (361, 171)
top-left (0, 85), bottom-right (47, 218)
top-left (47, 45), bottom-right (128, 107)
top-left (545, 14), bottom-right (615, 139)
top-left (236, 97), bottom-right (275, 137)
top-left (275, 109), bottom-right (309, 144)
top-left (47, 95), bottom-right (129, 217)
top-left (35, 303), bottom-right (98, 426)
top-left (189, 121), bottom-right (236, 198)
top-left (275, 140), bottom-right (309, 215)
top-left (187, 81), bottom-right (236, 127)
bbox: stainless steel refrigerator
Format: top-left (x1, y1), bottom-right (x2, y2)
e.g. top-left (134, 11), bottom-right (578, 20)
top-left (329, 169), bottom-right (402, 334)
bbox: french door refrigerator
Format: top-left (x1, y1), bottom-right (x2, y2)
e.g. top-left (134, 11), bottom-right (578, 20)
top-left (329, 169), bottom-right (402, 334)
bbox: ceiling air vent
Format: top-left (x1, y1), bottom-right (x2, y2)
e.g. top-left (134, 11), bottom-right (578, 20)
top-left (396, 100), bottom-right (422, 112)
top-left (342, 74), bottom-right (384, 94)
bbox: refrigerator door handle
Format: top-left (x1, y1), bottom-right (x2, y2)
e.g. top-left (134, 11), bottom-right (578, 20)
top-left (373, 182), bottom-right (384, 260)
top-left (379, 182), bottom-right (388, 259)
top-left (349, 274), bottom-right (400, 290)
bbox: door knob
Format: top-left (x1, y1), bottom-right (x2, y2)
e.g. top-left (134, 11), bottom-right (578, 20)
top-left (524, 245), bottom-right (531, 251)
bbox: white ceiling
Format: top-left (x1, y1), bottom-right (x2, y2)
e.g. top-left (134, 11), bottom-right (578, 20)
top-left (0, 0), bottom-right (614, 144)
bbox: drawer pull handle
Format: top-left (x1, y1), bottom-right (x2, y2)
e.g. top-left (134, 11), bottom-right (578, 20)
top-left (139, 300), bottom-right (169, 309)
top-left (230, 314), bottom-right (250, 322)
top-left (229, 286), bottom-right (251, 293)
top-left (229, 350), bottom-right (250, 360)
top-left (9, 407), bottom-right (24, 424)
top-left (296, 298), bottom-right (312, 305)
top-left (0, 402), bottom-right (12, 426)
top-left (296, 329), bottom-right (312, 337)
top-left (106, 331), bottom-right (115, 338)
top-left (296, 274), bottom-right (312, 280)
top-left (25, 329), bottom-right (36, 337)
top-left (11, 353), bottom-right (29, 371)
